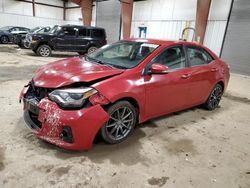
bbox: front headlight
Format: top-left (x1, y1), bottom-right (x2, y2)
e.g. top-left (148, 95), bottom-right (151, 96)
top-left (48, 87), bottom-right (97, 109)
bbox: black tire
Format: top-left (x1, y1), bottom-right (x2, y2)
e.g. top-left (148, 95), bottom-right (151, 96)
top-left (204, 84), bottom-right (223, 110)
top-left (100, 101), bottom-right (137, 144)
top-left (0, 35), bottom-right (9, 44)
top-left (17, 41), bottom-right (23, 48)
top-left (37, 45), bottom-right (52, 57)
top-left (24, 41), bottom-right (31, 49)
top-left (32, 49), bottom-right (37, 54)
top-left (87, 46), bottom-right (98, 54)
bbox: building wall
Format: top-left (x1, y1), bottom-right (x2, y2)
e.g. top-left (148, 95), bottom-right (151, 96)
top-left (132, 0), bottom-right (232, 56)
top-left (221, 0), bottom-right (250, 75)
top-left (96, 0), bottom-right (121, 43)
top-left (204, 0), bottom-right (232, 56)
top-left (0, 0), bottom-right (84, 28)
top-left (131, 0), bottom-right (197, 41)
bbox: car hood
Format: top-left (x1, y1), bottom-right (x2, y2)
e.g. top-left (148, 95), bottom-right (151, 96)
top-left (11, 31), bottom-right (28, 34)
top-left (33, 57), bottom-right (124, 88)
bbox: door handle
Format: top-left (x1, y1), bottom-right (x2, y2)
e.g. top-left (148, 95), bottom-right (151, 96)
top-left (181, 74), bottom-right (192, 79)
top-left (211, 68), bottom-right (218, 72)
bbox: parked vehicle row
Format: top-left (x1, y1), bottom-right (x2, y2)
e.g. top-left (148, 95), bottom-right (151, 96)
top-left (15, 26), bottom-right (52, 48)
top-left (0, 26), bottom-right (30, 44)
top-left (0, 24), bottom-right (107, 57)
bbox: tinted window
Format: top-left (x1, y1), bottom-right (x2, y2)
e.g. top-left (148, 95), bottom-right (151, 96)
top-left (78, 28), bottom-right (88, 37)
top-left (62, 27), bottom-right (76, 36)
top-left (187, 46), bottom-right (214, 66)
top-left (21, 27), bottom-right (29, 31)
top-left (152, 46), bottom-right (186, 70)
top-left (91, 29), bottom-right (104, 38)
top-left (10, 27), bottom-right (19, 32)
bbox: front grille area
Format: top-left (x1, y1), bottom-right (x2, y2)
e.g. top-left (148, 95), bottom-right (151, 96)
top-left (25, 80), bottom-right (50, 101)
top-left (24, 80), bottom-right (52, 129)
top-left (29, 111), bottom-right (42, 128)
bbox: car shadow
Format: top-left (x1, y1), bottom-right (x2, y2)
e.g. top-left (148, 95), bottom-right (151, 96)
top-left (24, 52), bottom-right (78, 58)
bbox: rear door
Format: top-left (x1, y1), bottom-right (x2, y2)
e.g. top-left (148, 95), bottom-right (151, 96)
top-left (74, 27), bottom-right (90, 52)
top-left (184, 45), bottom-right (219, 105)
top-left (53, 27), bottom-right (77, 51)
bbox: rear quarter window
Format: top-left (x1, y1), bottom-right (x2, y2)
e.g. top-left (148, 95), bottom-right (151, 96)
top-left (91, 29), bottom-right (105, 38)
top-left (187, 46), bottom-right (214, 67)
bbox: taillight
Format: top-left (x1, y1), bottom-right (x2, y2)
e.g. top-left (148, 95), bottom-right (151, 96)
top-left (89, 93), bottom-right (110, 105)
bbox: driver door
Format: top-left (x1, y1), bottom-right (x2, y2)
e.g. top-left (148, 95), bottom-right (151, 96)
top-left (145, 45), bottom-right (192, 118)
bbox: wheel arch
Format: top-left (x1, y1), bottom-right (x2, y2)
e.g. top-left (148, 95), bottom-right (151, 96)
top-left (113, 97), bottom-right (140, 113)
top-left (217, 80), bottom-right (225, 92)
top-left (37, 42), bottom-right (53, 50)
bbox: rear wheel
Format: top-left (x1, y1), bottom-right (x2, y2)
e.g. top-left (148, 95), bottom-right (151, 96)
top-left (0, 36), bottom-right (9, 44)
top-left (87, 46), bottom-right (98, 54)
top-left (37, 45), bottom-right (52, 57)
top-left (204, 84), bottom-right (223, 110)
top-left (100, 101), bottom-right (137, 144)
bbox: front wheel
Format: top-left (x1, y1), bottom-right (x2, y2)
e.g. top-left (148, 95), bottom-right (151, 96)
top-left (37, 45), bottom-right (52, 57)
top-left (100, 101), bottom-right (137, 144)
top-left (204, 84), bottom-right (223, 110)
top-left (0, 36), bottom-right (9, 44)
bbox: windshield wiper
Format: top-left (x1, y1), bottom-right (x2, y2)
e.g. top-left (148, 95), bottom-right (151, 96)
top-left (85, 55), bottom-right (119, 69)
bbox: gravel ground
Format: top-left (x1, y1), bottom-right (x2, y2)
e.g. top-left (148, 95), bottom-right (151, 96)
top-left (0, 45), bottom-right (250, 188)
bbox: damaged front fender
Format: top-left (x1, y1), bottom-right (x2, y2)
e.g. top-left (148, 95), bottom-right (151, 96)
top-left (26, 98), bottom-right (110, 150)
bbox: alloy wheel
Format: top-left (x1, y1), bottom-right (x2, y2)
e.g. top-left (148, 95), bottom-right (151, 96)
top-left (39, 46), bottom-right (50, 57)
top-left (208, 85), bottom-right (222, 109)
top-left (87, 46), bottom-right (97, 54)
top-left (105, 106), bottom-right (135, 141)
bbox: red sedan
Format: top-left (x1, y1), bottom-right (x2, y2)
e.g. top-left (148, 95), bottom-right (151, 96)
top-left (20, 38), bottom-right (230, 150)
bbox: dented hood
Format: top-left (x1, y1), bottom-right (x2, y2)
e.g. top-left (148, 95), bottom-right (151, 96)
top-left (33, 57), bottom-right (124, 88)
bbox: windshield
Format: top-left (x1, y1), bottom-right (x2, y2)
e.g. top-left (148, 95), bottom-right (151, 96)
top-left (49, 25), bottom-right (61, 34)
top-left (30, 27), bottom-right (41, 33)
top-left (0, 26), bottom-right (11, 31)
top-left (86, 41), bottom-right (159, 69)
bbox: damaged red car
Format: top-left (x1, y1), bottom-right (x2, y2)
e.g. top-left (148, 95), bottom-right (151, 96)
top-left (20, 38), bottom-right (230, 150)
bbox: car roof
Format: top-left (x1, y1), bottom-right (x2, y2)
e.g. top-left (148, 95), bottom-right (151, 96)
top-left (126, 38), bottom-right (204, 46)
top-left (125, 38), bottom-right (218, 59)
top-left (60, 24), bottom-right (104, 30)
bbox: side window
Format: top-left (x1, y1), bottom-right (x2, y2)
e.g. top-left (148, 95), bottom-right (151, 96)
top-left (62, 27), bottom-right (76, 36)
top-left (91, 29), bottom-right (104, 38)
top-left (187, 46), bottom-right (214, 66)
top-left (10, 27), bottom-right (19, 32)
top-left (78, 28), bottom-right (88, 37)
top-left (152, 46), bottom-right (186, 70)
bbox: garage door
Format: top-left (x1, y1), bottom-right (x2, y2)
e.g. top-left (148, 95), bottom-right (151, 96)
top-left (221, 0), bottom-right (250, 76)
top-left (96, 0), bottom-right (121, 43)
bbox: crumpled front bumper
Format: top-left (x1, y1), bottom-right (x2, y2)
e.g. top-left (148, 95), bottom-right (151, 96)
top-left (21, 92), bottom-right (109, 151)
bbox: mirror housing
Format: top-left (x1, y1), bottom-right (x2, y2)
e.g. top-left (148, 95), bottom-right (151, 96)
top-left (150, 64), bottom-right (169, 74)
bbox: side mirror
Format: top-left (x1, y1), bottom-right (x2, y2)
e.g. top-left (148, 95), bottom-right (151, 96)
top-left (150, 64), bottom-right (169, 74)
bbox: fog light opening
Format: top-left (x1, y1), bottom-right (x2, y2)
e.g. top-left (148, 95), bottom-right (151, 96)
top-left (60, 126), bottom-right (74, 143)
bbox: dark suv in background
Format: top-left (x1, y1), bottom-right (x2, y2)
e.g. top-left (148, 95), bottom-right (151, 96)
top-left (31, 25), bottom-right (107, 57)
